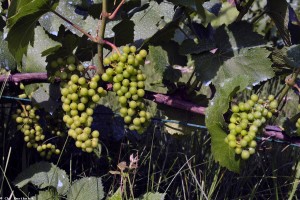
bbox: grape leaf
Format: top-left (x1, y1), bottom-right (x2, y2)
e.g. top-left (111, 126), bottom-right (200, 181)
top-left (207, 2), bottom-right (239, 27)
top-left (192, 22), bottom-right (274, 85)
top-left (39, 2), bottom-right (119, 37)
top-left (141, 46), bottom-right (168, 93)
top-left (33, 190), bottom-right (60, 200)
top-left (179, 39), bottom-right (215, 55)
top-left (285, 45), bottom-right (300, 68)
top-left (131, 1), bottom-right (175, 42)
top-left (205, 75), bottom-right (251, 173)
top-left (0, 31), bottom-right (16, 71)
top-left (203, 1), bottom-right (222, 16)
top-left (6, 0), bottom-right (59, 63)
top-left (212, 48), bottom-right (274, 86)
top-left (266, 0), bottom-right (291, 46)
top-left (112, 19), bottom-right (134, 46)
top-left (39, 1), bottom-right (86, 36)
top-left (22, 26), bottom-right (61, 72)
top-left (139, 192), bottom-right (166, 200)
top-left (7, 0), bottom-right (33, 19)
top-left (108, 188), bottom-right (122, 200)
top-left (31, 83), bottom-right (61, 113)
top-left (67, 177), bottom-right (104, 200)
top-left (13, 161), bottom-right (70, 195)
top-left (98, 91), bottom-right (120, 112)
top-left (168, 0), bottom-right (205, 19)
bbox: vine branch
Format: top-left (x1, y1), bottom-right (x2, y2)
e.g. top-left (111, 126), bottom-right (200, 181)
top-left (51, 10), bottom-right (97, 43)
top-left (97, 0), bottom-right (108, 75)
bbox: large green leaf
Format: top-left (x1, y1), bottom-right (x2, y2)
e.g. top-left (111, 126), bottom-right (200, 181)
top-left (112, 19), bottom-right (134, 46)
top-left (179, 39), bottom-right (215, 55)
top-left (192, 22), bottom-right (274, 84)
top-left (206, 2), bottom-right (239, 27)
top-left (22, 26), bottom-right (61, 72)
top-left (131, 1), bottom-right (175, 41)
top-left (285, 45), bottom-right (300, 68)
top-left (31, 83), bottom-right (61, 113)
top-left (168, 0), bottom-right (205, 19)
top-left (0, 31), bottom-right (16, 70)
top-left (108, 188), bottom-right (122, 200)
top-left (139, 192), bottom-right (166, 200)
top-left (266, 0), bottom-right (291, 46)
top-left (212, 48), bottom-right (274, 85)
top-left (67, 177), bottom-right (104, 200)
top-left (39, 1), bottom-right (119, 37)
top-left (205, 76), bottom-right (251, 173)
top-left (141, 46), bottom-right (168, 93)
top-left (33, 190), bottom-right (60, 200)
top-left (6, 0), bottom-right (59, 63)
top-left (13, 161), bottom-right (70, 195)
top-left (7, 0), bottom-right (32, 19)
top-left (98, 91), bottom-right (120, 112)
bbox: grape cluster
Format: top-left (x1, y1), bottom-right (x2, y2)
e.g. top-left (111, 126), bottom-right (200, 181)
top-left (59, 56), bottom-right (106, 153)
top-left (101, 46), bottom-right (151, 133)
top-left (47, 55), bottom-right (85, 82)
top-left (14, 105), bottom-right (60, 159)
top-left (225, 94), bottom-right (278, 160)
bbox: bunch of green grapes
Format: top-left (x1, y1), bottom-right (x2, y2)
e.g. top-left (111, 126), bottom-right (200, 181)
top-left (225, 94), bottom-right (278, 160)
top-left (61, 71), bottom-right (106, 153)
top-left (47, 55), bottom-right (85, 82)
top-left (101, 45), bottom-right (151, 133)
top-left (14, 105), bottom-right (60, 159)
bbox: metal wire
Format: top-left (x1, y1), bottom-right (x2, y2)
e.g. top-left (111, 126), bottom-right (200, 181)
top-left (2, 96), bottom-right (300, 148)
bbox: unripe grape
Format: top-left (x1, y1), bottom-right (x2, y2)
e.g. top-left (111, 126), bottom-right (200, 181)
top-left (241, 150), bottom-right (250, 160)
top-left (229, 141), bottom-right (236, 148)
top-left (67, 55), bottom-right (76, 64)
top-left (139, 49), bottom-right (147, 58)
top-left (103, 57), bottom-right (111, 65)
top-left (269, 100), bottom-right (278, 110)
top-left (250, 94), bottom-right (259, 102)
top-left (235, 147), bottom-right (242, 154)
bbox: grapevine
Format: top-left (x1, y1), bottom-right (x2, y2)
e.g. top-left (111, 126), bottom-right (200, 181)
top-left (51, 56), bottom-right (107, 153)
top-left (13, 104), bottom-right (61, 159)
top-left (225, 94), bottom-right (278, 160)
top-left (101, 46), bottom-right (152, 133)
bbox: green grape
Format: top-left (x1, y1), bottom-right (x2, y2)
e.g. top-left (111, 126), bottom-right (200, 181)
top-left (67, 55), bottom-right (76, 64)
top-left (50, 60), bottom-right (59, 68)
top-left (139, 49), bottom-right (147, 58)
top-left (231, 105), bottom-right (239, 113)
top-left (130, 46), bottom-right (137, 53)
top-left (103, 58), bottom-right (111, 66)
top-left (227, 134), bottom-right (236, 141)
top-left (235, 147), bottom-right (242, 154)
top-left (250, 94), bottom-right (259, 102)
top-left (241, 150), bottom-right (250, 160)
top-left (269, 100), bottom-right (278, 110)
top-left (228, 141), bottom-right (236, 148)
top-left (123, 46), bottom-right (130, 54)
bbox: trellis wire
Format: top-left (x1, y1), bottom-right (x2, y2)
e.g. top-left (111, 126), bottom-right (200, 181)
top-left (1, 95), bottom-right (300, 148)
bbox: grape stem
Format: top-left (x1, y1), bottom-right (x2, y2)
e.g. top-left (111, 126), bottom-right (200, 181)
top-left (51, 10), bottom-right (97, 43)
top-left (97, 0), bottom-right (108, 75)
top-left (97, 0), bottom-right (124, 74)
top-left (278, 68), bottom-right (300, 106)
top-left (101, 39), bottom-right (121, 56)
top-left (108, 0), bottom-right (125, 20)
